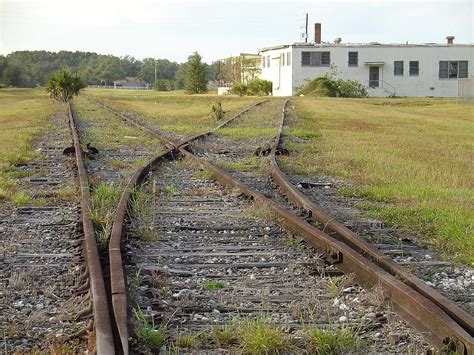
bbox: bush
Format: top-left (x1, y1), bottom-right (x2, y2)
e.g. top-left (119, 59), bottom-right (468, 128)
top-left (153, 79), bottom-right (173, 91)
top-left (46, 67), bottom-right (85, 102)
top-left (230, 79), bottom-right (272, 96)
top-left (297, 69), bottom-right (367, 98)
top-left (210, 102), bottom-right (225, 121)
top-left (297, 77), bottom-right (337, 97)
top-left (230, 82), bottom-right (247, 96)
top-left (247, 78), bottom-right (272, 96)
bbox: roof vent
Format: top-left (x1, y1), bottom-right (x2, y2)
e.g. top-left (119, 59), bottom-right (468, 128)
top-left (334, 37), bottom-right (342, 44)
top-left (446, 36), bottom-right (455, 45)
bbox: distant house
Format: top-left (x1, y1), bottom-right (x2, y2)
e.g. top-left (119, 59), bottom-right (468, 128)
top-left (259, 23), bottom-right (473, 97)
top-left (113, 77), bottom-right (150, 89)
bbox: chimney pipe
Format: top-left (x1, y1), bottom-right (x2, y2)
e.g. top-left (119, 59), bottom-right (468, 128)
top-left (446, 36), bottom-right (455, 45)
top-left (315, 23), bottom-right (321, 44)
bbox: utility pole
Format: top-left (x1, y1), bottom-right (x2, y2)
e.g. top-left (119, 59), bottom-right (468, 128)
top-left (305, 13), bottom-right (308, 43)
top-left (154, 60), bottom-right (157, 82)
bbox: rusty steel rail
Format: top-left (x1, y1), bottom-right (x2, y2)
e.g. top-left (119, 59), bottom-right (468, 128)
top-left (268, 100), bottom-right (474, 353)
top-left (179, 146), bottom-right (474, 355)
top-left (105, 97), bottom-right (472, 353)
top-left (67, 103), bottom-right (115, 354)
top-left (107, 100), bottom-right (265, 355)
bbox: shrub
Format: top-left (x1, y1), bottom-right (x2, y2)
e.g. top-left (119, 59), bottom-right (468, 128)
top-left (230, 79), bottom-right (272, 96)
top-left (46, 67), bottom-right (86, 102)
top-left (154, 79), bottom-right (173, 91)
top-left (247, 78), bottom-right (272, 96)
top-left (230, 82), bottom-right (247, 96)
top-left (297, 66), bottom-right (367, 98)
top-left (210, 102), bottom-right (225, 121)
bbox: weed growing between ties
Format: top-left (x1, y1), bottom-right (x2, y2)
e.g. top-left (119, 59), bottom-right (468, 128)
top-left (90, 181), bottom-right (122, 250)
top-left (128, 184), bottom-right (156, 241)
top-left (302, 326), bottom-right (362, 354)
top-left (238, 317), bottom-right (292, 354)
top-left (245, 201), bottom-right (273, 221)
top-left (216, 156), bottom-right (270, 174)
top-left (133, 307), bottom-right (167, 348)
top-left (202, 281), bottom-right (225, 290)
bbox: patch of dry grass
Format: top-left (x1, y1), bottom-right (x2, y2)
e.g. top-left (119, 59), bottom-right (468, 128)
top-left (281, 97), bottom-right (474, 263)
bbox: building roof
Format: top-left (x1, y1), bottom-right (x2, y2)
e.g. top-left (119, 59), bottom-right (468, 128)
top-left (259, 42), bottom-right (474, 53)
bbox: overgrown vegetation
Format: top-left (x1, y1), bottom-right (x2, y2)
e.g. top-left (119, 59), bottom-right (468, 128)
top-left (134, 307), bottom-right (167, 348)
top-left (281, 97), bottom-right (474, 263)
top-left (297, 66), bottom-right (367, 98)
top-left (210, 101), bottom-right (225, 121)
top-left (45, 67), bottom-right (86, 102)
top-left (203, 281), bottom-right (225, 290)
top-left (230, 78), bottom-right (272, 96)
top-left (90, 182), bottom-right (122, 250)
top-left (303, 327), bottom-right (361, 354)
top-left (238, 318), bottom-right (292, 354)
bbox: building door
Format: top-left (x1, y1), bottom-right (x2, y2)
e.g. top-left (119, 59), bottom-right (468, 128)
top-left (369, 67), bottom-right (379, 88)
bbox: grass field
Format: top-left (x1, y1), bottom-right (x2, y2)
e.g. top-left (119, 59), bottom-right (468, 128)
top-left (281, 97), bottom-right (474, 264)
top-left (0, 89), bottom-right (59, 202)
top-left (84, 89), bottom-right (261, 136)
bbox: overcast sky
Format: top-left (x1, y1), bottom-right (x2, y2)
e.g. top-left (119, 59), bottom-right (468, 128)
top-left (0, 0), bottom-right (472, 63)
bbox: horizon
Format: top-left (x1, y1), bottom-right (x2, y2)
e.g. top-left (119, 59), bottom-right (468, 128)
top-left (1, 0), bottom-right (473, 63)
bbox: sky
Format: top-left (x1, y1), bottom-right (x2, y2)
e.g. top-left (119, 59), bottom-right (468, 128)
top-left (0, 0), bottom-right (472, 63)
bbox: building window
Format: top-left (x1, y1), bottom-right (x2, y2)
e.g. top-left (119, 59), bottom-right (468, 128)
top-left (439, 61), bottom-right (469, 79)
top-left (394, 61), bottom-right (404, 76)
top-left (262, 57), bottom-right (265, 68)
top-left (459, 61), bottom-right (468, 78)
top-left (287, 52), bottom-right (291, 66)
top-left (409, 61), bottom-right (419, 76)
top-left (281, 53), bottom-right (285, 66)
top-left (348, 52), bottom-right (358, 67)
top-left (267, 56), bottom-right (270, 68)
top-left (301, 51), bottom-right (330, 66)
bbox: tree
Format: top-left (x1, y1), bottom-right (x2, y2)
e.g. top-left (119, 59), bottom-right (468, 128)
top-left (184, 52), bottom-right (208, 94)
top-left (46, 67), bottom-right (86, 102)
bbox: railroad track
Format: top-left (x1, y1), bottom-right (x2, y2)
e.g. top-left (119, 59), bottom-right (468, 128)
top-left (95, 97), bottom-right (472, 353)
top-left (6, 96), bottom-right (470, 353)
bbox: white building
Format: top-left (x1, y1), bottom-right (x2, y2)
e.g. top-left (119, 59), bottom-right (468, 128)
top-left (259, 24), bottom-right (474, 97)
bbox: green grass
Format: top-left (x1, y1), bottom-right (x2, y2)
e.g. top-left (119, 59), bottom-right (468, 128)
top-left (90, 182), bottom-right (122, 250)
top-left (202, 281), bottom-right (225, 290)
top-left (133, 307), bottom-right (167, 348)
top-left (0, 89), bottom-right (58, 203)
top-left (281, 97), bottom-right (474, 264)
top-left (238, 317), bottom-right (292, 354)
top-left (84, 88), bottom-right (261, 137)
top-left (303, 327), bottom-right (362, 354)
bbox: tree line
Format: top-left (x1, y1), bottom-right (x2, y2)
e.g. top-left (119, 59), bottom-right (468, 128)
top-left (0, 50), bottom-right (219, 89)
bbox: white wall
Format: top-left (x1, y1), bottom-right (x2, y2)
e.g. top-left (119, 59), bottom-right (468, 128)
top-left (259, 47), bottom-right (293, 96)
top-left (261, 44), bottom-right (474, 97)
